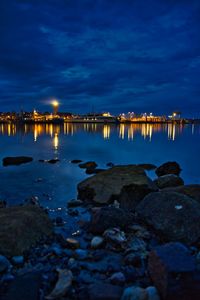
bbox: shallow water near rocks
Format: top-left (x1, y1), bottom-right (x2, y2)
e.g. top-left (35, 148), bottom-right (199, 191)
top-left (0, 123), bottom-right (199, 212)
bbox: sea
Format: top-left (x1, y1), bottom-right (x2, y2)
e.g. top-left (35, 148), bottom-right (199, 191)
top-left (0, 122), bottom-right (199, 213)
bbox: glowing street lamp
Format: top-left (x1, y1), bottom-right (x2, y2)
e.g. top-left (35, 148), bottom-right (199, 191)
top-left (52, 100), bottom-right (59, 115)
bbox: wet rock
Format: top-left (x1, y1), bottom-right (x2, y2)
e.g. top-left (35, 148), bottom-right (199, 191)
top-left (128, 237), bottom-right (147, 254)
top-left (109, 272), bottom-right (126, 286)
top-left (91, 236), bottom-right (104, 249)
top-left (47, 159), bottom-right (60, 164)
top-left (155, 161), bottom-right (181, 177)
top-left (88, 207), bottom-right (134, 234)
top-left (74, 249), bottom-right (88, 260)
top-left (3, 272), bottom-right (41, 300)
top-left (68, 258), bottom-right (79, 271)
top-left (79, 161), bottom-right (97, 169)
top-left (66, 238), bottom-right (80, 249)
top-left (119, 181), bottom-right (157, 211)
top-left (78, 165), bottom-right (156, 204)
top-left (77, 270), bottom-right (97, 284)
top-left (146, 286), bottom-right (160, 300)
top-left (0, 205), bottom-right (53, 256)
top-left (148, 242), bottom-right (200, 300)
top-left (136, 191), bottom-right (200, 245)
top-left (0, 255), bottom-right (10, 273)
top-left (124, 253), bottom-right (142, 267)
top-left (80, 252), bottom-right (122, 273)
top-left (11, 256), bottom-right (24, 266)
top-left (154, 174), bottom-right (184, 189)
top-left (24, 196), bottom-right (40, 206)
top-left (71, 159), bottom-right (82, 163)
top-left (3, 156), bottom-right (33, 166)
top-left (68, 208), bottom-right (79, 216)
top-left (88, 282), bottom-right (123, 300)
top-left (86, 168), bottom-right (105, 175)
top-left (128, 225), bottom-right (151, 240)
top-left (46, 269), bottom-right (73, 299)
top-left (38, 159), bottom-right (60, 164)
top-left (67, 199), bottom-right (83, 208)
top-left (103, 228), bottom-right (126, 247)
top-left (137, 163), bottom-right (157, 170)
top-left (121, 286), bottom-right (147, 300)
top-left (162, 184), bottom-right (200, 203)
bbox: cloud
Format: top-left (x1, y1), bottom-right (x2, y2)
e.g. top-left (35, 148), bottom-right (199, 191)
top-left (0, 0), bottom-right (199, 116)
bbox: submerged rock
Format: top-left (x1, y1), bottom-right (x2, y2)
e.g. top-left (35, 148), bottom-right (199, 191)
top-left (79, 161), bottom-right (97, 169)
top-left (0, 205), bottom-right (53, 256)
top-left (136, 191), bottom-right (200, 245)
top-left (121, 286), bottom-right (147, 300)
top-left (71, 159), bottom-right (82, 163)
top-left (3, 156), bottom-right (33, 166)
top-left (78, 165), bottom-right (156, 204)
top-left (88, 207), bottom-right (134, 234)
top-left (154, 174), bottom-right (184, 189)
top-left (46, 269), bottom-right (73, 299)
top-left (155, 161), bottom-right (181, 177)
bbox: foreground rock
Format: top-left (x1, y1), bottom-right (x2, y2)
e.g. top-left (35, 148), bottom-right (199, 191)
top-left (0, 205), bottom-right (53, 256)
top-left (154, 174), bottom-right (184, 189)
top-left (46, 269), bottom-right (73, 299)
top-left (88, 207), bottom-right (134, 234)
top-left (136, 191), bottom-right (200, 245)
top-left (163, 184), bottom-right (200, 203)
top-left (78, 165), bottom-right (157, 204)
top-left (155, 161), bottom-right (181, 177)
top-left (3, 156), bottom-right (33, 166)
top-left (148, 242), bottom-right (200, 300)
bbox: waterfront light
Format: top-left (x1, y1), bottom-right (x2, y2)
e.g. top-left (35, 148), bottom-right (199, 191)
top-left (52, 100), bottom-right (59, 115)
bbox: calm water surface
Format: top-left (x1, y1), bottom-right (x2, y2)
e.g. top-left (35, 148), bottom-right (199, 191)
top-left (0, 123), bottom-right (199, 211)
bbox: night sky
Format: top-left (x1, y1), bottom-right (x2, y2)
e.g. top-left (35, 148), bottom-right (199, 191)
top-left (0, 0), bottom-right (200, 116)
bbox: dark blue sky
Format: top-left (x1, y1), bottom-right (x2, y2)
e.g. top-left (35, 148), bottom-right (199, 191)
top-left (0, 0), bottom-right (200, 116)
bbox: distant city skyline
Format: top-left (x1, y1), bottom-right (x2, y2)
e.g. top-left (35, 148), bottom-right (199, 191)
top-left (0, 0), bottom-right (200, 117)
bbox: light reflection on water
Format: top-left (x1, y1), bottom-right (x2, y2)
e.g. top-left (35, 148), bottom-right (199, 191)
top-left (0, 122), bottom-right (196, 142)
top-left (0, 122), bottom-right (199, 209)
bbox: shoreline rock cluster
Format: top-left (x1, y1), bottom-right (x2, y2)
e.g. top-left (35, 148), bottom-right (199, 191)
top-left (1, 160), bottom-right (200, 300)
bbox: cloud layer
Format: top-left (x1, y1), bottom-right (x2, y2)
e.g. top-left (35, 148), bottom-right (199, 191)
top-left (0, 0), bottom-right (200, 116)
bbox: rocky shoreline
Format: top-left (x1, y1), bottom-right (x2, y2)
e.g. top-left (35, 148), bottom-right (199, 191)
top-left (1, 159), bottom-right (200, 300)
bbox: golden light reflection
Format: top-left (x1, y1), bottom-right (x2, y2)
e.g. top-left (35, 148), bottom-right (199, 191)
top-left (168, 124), bottom-right (176, 141)
top-left (53, 133), bottom-right (59, 150)
top-left (103, 125), bottom-right (110, 139)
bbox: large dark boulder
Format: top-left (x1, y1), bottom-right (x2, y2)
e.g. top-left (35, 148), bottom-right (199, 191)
top-left (155, 161), bottom-right (181, 177)
top-left (77, 165), bottom-right (156, 204)
top-left (148, 242), bottom-right (200, 300)
top-left (79, 161), bottom-right (97, 169)
top-left (3, 156), bottom-right (33, 166)
top-left (0, 205), bottom-right (53, 256)
top-left (154, 174), bottom-right (184, 189)
top-left (88, 207), bottom-right (134, 234)
top-left (136, 191), bottom-right (200, 245)
top-left (118, 181), bottom-right (157, 211)
top-left (163, 185), bottom-right (200, 203)
top-left (137, 163), bottom-right (157, 170)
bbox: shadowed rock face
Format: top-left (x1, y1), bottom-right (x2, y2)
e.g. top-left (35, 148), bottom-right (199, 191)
top-left (3, 156), bottom-right (33, 166)
top-left (154, 174), bottom-right (184, 189)
top-left (155, 161), bottom-right (181, 177)
top-left (162, 185), bottom-right (200, 203)
top-left (136, 191), bottom-right (200, 245)
top-left (0, 205), bottom-right (53, 256)
top-left (77, 165), bottom-right (157, 204)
